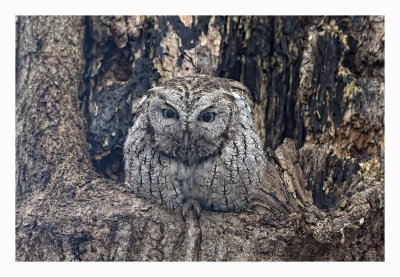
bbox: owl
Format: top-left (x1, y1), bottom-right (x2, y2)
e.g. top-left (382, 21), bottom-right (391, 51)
top-left (124, 75), bottom-right (266, 215)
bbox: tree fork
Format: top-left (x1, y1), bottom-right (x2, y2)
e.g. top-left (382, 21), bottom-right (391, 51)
top-left (15, 16), bottom-right (384, 261)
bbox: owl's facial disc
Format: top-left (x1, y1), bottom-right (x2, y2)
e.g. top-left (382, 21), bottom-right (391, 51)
top-left (148, 91), bottom-right (232, 162)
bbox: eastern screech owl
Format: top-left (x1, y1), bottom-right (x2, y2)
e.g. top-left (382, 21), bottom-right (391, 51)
top-left (124, 75), bottom-right (265, 215)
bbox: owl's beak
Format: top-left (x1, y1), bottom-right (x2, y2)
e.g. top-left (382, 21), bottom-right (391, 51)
top-left (183, 131), bottom-right (190, 146)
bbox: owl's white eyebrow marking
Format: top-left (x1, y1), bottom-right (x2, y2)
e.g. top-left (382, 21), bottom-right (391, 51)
top-left (138, 95), bottom-right (147, 106)
top-left (132, 95), bottom-right (148, 113)
top-left (231, 91), bottom-right (251, 114)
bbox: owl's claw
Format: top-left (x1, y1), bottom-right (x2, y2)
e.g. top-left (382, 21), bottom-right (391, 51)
top-left (182, 199), bottom-right (202, 218)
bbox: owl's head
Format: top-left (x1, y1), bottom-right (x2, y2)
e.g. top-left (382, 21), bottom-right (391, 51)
top-left (136, 75), bottom-right (254, 164)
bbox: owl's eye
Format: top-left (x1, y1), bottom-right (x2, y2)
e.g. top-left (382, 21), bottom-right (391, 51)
top-left (199, 112), bottom-right (215, 123)
top-left (162, 108), bottom-right (179, 119)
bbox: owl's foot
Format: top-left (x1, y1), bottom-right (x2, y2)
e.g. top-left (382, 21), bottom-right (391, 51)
top-left (182, 199), bottom-right (202, 218)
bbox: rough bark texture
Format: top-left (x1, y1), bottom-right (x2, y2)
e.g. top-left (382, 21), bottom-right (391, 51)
top-left (16, 16), bottom-right (384, 261)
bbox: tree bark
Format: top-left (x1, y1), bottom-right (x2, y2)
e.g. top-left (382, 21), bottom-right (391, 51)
top-left (16, 16), bottom-right (384, 261)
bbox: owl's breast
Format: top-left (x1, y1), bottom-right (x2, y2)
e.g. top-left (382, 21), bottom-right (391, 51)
top-left (176, 157), bottom-right (219, 205)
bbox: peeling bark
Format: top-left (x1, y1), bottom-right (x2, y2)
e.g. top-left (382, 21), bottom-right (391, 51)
top-left (16, 16), bottom-right (384, 261)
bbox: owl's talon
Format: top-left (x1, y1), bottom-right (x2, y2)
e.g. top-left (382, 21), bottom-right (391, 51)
top-left (182, 199), bottom-right (202, 218)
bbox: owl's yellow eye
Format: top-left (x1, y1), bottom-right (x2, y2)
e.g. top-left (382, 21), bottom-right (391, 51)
top-left (199, 112), bottom-right (215, 123)
top-left (162, 108), bottom-right (179, 119)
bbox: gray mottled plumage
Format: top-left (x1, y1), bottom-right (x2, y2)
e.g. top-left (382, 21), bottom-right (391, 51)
top-left (124, 75), bottom-right (265, 214)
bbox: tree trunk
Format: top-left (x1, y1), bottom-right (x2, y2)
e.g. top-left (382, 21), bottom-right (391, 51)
top-left (16, 16), bottom-right (384, 261)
